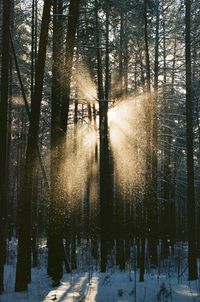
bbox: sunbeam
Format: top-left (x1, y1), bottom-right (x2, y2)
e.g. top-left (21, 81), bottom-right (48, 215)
top-left (108, 97), bottom-right (146, 192)
top-left (74, 63), bottom-right (98, 104)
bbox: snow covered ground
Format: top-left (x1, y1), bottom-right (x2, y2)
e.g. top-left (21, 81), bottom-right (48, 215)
top-left (1, 239), bottom-right (200, 301)
top-left (1, 265), bottom-right (200, 302)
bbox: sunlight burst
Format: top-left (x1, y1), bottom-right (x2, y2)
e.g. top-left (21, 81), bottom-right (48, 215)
top-left (108, 98), bottom-right (146, 192)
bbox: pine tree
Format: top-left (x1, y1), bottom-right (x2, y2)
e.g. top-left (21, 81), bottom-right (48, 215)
top-left (15, 0), bottom-right (52, 291)
top-left (48, 0), bottom-right (80, 283)
top-left (0, 0), bottom-right (10, 293)
top-left (185, 0), bottom-right (198, 281)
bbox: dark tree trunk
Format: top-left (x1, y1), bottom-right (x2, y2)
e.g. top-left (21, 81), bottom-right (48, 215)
top-left (15, 0), bottom-right (52, 291)
top-left (60, 0), bottom-right (80, 133)
top-left (144, 0), bottom-right (150, 92)
top-left (48, 0), bottom-right (80, 281)
top-left (144, 0), bottom-right (158, 267)
top-left (124, 12), bottom-right (128, 95)
top-left (115, 188), bottom-right (125, 271)
top-left (31, 0), bottom-right (35, 102)
top-left (119, 11), bottom-right (124, 96)
top-left (185, 0), bottom-right (198, 281)
top-left (160, 4), bottom-right (170, 260)
top-left (139, 237), bottom-right (145, 282)
top-left (95, 0), bottom-right (113, 272)
top-left (149, 0), bottom-right (160, 267)
top-left (105, 2), bottom-right (110, 101)
top-left (30, 0), bottom-right (38, 265)
top-left (48, 0), bottom-right (68, 282)
top-left (0, 0), bottom-right (10, 293)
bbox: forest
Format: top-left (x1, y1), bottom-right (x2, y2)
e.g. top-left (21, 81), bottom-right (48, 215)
top-left (0, 0), bottom-right (200, 301)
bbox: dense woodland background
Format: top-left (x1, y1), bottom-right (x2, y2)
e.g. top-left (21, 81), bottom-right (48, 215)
top-left (0, 0), bottom-right (200, 295)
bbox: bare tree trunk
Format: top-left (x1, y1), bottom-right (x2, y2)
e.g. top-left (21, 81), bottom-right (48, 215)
top-left (119, 10), bottom-right (124, 96)
top-left (48, 0), bottom-right (65, 282)
top-left (140, 0), bottom-right (154, 281)
top-left (105, 2), bottom-right (110, 101)
top-left (15, 0), bottom-right (52, 291)
top-left (185, 0), bottom-right (198, 281)
top-left (48, 0), bottom-right (80, 283)
top-left (124, 12), bottom-right (128, 95)
top-left (150, 0), bottom-right (160, 266)
top-left (60, 0), bottom-right (80, 133)
top-left (95, 0), bottom-right (113, 272)
top-left (0, 0), bottom-right (10, 293)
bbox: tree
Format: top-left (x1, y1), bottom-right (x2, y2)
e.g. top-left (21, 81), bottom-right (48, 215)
top-left (48, 0), bottom-right (80, 284)
top-left (15, 0), bottom-right (52, 291)
top-left (0, 0), bottom-right (10, 293)
top-left (0, 0), bottom-right (199, 290)
top-left (185, 0), bottom-right (198, 281)
top-left (48, 0), bottom-right (66, 284)
top-left (139, 0), bottom-right (154, 282)
top-left (95, 0), bottom-right (113, 272)
top-left (60, 0), bottom-right (80, 133)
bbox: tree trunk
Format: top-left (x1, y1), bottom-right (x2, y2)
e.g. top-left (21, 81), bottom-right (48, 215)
top-left (48, 0), bottom-right (80, 282)
top-left (150, 0), bottom-right (160, 266)
top-left (95, 0), bottom-right (113, 272)
top-left (60, 0), bottom-right (80, 133)
top-left (185, 0), bottom-right (198, 281)
top-left (105, 2), bottom-right (110, 101)
top-left (119, 11), bottom-right (124, 96)
top-left (0, 0), bottom-right (10, 293)
top-left (48, 0), bottom-right (68, 282)
top-left (15, 0), bottom-right (52, 291)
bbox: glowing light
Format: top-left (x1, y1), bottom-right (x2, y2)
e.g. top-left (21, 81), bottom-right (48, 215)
top-left (108, 107), bottom-right (118, 124)
top-left (108, 98), bottom-right (146, 192)
top-left (75, 63), bottom-right (97, 104)
top-left (84, 128), bottom-right (97, 147)
top-left (51, 121), bottom-right (99, 222)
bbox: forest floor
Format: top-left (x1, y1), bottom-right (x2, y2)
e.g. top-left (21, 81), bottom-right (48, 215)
top-left (1, 264), bottom-right (200, 302)
top-left (1, 239), bottom-right (200, 302)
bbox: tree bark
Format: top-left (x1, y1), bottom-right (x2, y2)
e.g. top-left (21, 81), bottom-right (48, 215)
top-left (60, 0), bottom-right (80, 133)
top-left (0, 0), bottom-right (10, 293)
top-left (48, 0), bottom-right (80, 281)
top-left (15, 0), bottom-right (52, 291)
top-left (185, 0), bottom-right (198, 281)
top-left (95, 0), bottom-right (113, 272)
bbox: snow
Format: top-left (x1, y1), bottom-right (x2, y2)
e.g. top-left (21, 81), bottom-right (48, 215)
top-left (1, 239), bottom-right (200, 301)
top-left (1, 265), bottom-right (200, 302)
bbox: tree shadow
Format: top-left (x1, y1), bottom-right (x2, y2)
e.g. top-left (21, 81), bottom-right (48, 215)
top-left (43, 273), bottom-right (91, 302)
